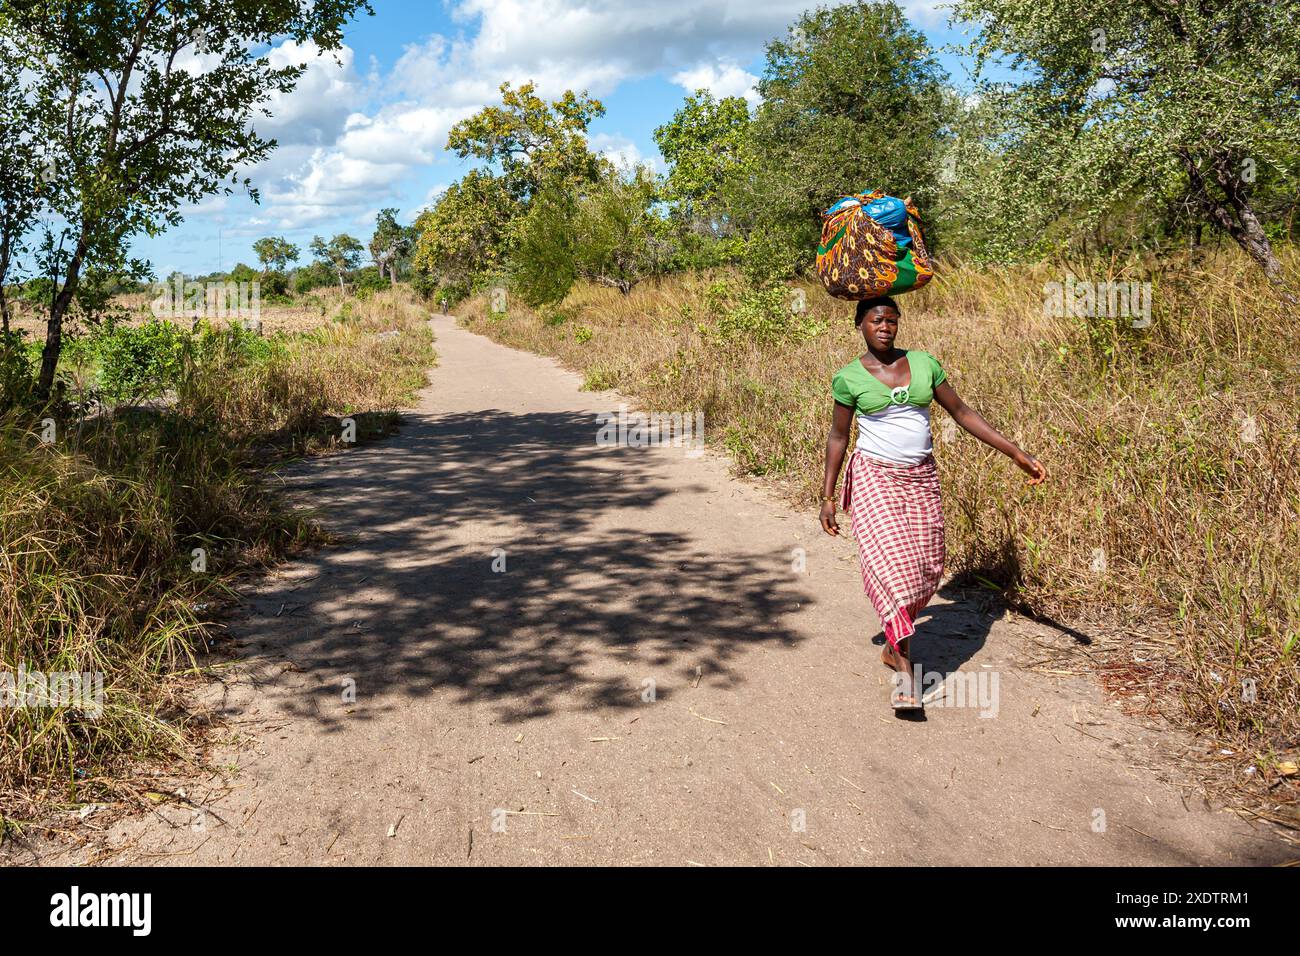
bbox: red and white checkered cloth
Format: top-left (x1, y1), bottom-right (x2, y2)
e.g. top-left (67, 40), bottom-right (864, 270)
top-left (841, 449), bottom-right (945, 650)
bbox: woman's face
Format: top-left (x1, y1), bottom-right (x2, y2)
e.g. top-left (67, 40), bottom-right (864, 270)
top-left (860, 306), bottom-right (900, 350)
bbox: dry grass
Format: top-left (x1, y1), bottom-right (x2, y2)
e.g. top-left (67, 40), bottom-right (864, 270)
top-left (177, 291), bottom-right (437, 444)
top-left (0, 287), bottom-right (435, 820)
top-left (460, 250), bottom-right (1300, 807)
top-left (6, 284), bottom-right (368, 340)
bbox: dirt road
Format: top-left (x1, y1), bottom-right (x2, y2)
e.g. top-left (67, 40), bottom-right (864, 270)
top-left (31, 312), bottom-right (1291, 865)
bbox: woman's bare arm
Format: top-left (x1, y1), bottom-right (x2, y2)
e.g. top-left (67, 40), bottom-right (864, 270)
top-left (820, 402), bottom-right (854, 535)
top-left (933, 381), bottom-right (1047, 484)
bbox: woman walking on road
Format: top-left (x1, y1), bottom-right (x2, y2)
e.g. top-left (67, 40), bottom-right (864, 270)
top-left (820, 296), bottom-right (1047, 711)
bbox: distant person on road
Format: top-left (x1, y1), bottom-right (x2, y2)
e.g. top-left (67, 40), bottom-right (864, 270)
top-left (440, 297), bottom-right (449, 315)
top-left (819, 296), bottom-right (1047, 711)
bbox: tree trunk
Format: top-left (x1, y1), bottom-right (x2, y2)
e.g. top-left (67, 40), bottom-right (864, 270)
top-left (338, 271), bottom-right (346, 295)
top-left (0, 237), bottom-right (11, 337)
top-left (37, 239), bottom-right (87, 398)
top-left (1182, 148), bottom-right (1292, 297)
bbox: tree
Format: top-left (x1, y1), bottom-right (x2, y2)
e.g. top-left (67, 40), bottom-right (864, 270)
top-left (416, 82), bottom-right (607, 290)
top-left (447, 81), bottom-right (606, 204)
top-left (411, 170), bottom-right (519, 286)
top-left (654, 89), bottom-right (751, 238)
top-left (310, 234), bottom-right (364, 294)
top-left (953, 0), bottom-right (1300, 287)
top-left (727, 1), bottom-right (951, 278)
top-left (0, 45), bottom-right (42, 340)
top-left (368, 208), bottom-right (414, 285)
top-left (251, 236), bottom-right (300, 273)
top-left (511, 163), bottom-right (672, 306)
top-left (2, 0), bottom-right (372, 397)
top-left (508, 187), bottom-right (578, 307)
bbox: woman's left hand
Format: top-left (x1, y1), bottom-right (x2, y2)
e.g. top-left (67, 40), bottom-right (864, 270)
top-left (1012, 450), bottom-right (1048, 485)
top-left (819, 500), bottom-right (840, 536)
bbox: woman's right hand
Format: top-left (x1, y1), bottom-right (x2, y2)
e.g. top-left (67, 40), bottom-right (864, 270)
top-left (1012, 450), bottom-right (1048, 486)
top-left (820, 500), bottom-right (840, 536)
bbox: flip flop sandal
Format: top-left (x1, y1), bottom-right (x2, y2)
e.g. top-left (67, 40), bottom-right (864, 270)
top-left (889, 667), bottom-right (923, 711)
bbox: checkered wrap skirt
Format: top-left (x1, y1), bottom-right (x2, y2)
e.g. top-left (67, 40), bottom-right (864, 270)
top-left (840, 449), bottom-right (945, 650)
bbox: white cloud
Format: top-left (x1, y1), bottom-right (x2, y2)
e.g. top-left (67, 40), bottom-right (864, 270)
top-left (259, 149), bottom-right (408, 230)
top-left (415, 183), bottom-right (451, 216)
top-left (183, 194), bottom-right (229, 220)
top-left (391, 1), bottom-right (818, 102)
top-left (247, 97), bottom-right (479, 231)
top-left (336, 103), bottom-right (474, 166)
top-left (589, 133), bottom-right (661, 173)
top-left (671, 60), bottom-right (760, 106)
top-left (251, 41), bottom-right (369, 147)
top-left (901, 2), bottom-right (950, 28)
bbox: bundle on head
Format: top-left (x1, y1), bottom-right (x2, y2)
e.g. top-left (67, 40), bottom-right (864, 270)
top-left (816, 191), bottom-right (933, 300)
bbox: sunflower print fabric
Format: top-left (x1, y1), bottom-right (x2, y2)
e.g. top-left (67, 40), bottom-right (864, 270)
top-left (815, 190), bottom-right (934, 300)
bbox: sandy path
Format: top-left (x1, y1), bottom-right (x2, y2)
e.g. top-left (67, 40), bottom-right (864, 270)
top-left (34, 312), bottom-right (1291, 865)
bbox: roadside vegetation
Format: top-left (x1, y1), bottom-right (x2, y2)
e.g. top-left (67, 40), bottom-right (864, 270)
top-left (0, 287), bottom-right (434, 819)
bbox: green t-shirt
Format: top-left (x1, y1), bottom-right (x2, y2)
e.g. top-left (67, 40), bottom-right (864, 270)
top-left (831, 350), bottom-right (947, 416)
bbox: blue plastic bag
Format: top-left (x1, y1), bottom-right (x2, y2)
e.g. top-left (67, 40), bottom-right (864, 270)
top-left (825, 194), bottom-right (912, 252)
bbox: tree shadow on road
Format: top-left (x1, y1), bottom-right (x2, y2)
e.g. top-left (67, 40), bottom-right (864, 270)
top-left (223, 408), bottom-right (813, 727)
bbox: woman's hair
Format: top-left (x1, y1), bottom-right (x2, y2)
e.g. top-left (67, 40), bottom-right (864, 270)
top-left (855, 296), bottom-right (900, 327)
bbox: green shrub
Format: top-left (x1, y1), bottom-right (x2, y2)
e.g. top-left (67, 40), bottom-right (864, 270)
top-left (301, 293), bottom-right (327, 318)
top-left (192, 321), bottom-right (285, 368)
top-left (703, 280), bottom-right (828, 346)
top-left (97, 320), bottom-right (188, 403)
top-left (667, 232), bottom-right (745, 272)
top-left (292, 261), bottom-right (335, 294)
top-left (14, 276), bottom-right (54, 306)
top-left (258, 270), bottom-right (290, 298)
top-left (227, 262), bottom-right (259, 284)
top-left (436, 281), bottom-right (471, 308)
top-left (352, 266), bottom-right (389, 299)
top-left (581, 365), bottom-right (619, 390)
top-left (410, 269), bottom-right (437, 301)
top-left (0, 331), bottom-right (36, 410)
top-left (537, 304), bottom-right (570, 326)
top-left (411, 276), bottom-right (472, 308)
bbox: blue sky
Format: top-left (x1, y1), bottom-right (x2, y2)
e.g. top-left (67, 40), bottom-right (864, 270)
top-left (134, 1), bottom-right (984, 277)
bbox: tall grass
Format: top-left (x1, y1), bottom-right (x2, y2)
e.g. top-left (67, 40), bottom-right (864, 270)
top-left (0, 288), bottom-right (435, 818)
top-left (461, 249), bottom-right (1300, 800)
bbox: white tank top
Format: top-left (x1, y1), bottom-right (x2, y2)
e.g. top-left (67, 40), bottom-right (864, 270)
top-left (855, 404), bottom-right (933, 465)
